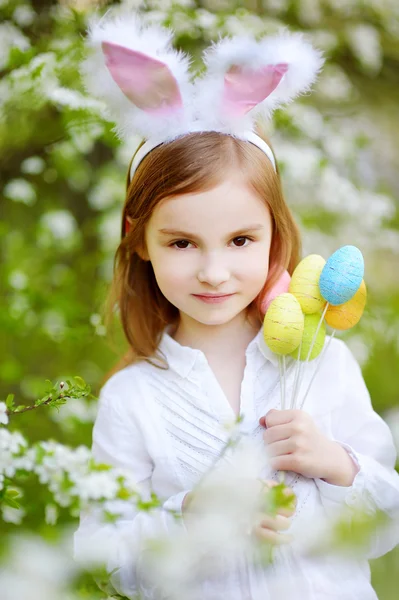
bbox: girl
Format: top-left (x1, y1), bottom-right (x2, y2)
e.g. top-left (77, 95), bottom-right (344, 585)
top-left (74, 11), bottom-right (399, 600)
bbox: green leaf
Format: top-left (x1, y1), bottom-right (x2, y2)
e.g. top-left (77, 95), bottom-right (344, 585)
top-left (4, 495), bottom-right (20, 510)
top-left (6, 489), bottom-right (21, 499)
top-left (35, 445), bottom-right (46, 465)
top-left (74, 376), bottom-right (86, 389)
top-left (5, 394), bottom-right (14, 410)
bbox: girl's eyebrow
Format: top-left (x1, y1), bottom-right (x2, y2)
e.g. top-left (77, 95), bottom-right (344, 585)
top-left (158, 224), bottom-right (265, 239)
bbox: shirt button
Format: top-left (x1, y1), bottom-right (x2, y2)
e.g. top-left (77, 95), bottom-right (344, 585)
top-left (346, 491), bottom-right (358, 506)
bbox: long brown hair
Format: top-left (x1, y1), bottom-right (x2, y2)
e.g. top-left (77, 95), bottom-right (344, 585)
top-left (103, 130), bottom-right (301, 380)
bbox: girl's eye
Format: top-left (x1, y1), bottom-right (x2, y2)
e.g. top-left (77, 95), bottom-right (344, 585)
top-left (173, 240), bottom-right (191, 249)
top-left (232, 236), bottom-right (250, 247)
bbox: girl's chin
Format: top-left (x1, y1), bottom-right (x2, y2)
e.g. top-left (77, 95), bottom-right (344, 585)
top-left (182, 308), bottom-right (248, 327)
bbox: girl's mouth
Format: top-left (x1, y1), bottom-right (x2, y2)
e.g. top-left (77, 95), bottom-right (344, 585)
top-left (192, 293), bottom-right (235, 304)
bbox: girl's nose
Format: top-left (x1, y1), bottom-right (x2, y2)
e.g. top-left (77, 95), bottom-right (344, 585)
top-left (197, 253), bottom-right (230, 287)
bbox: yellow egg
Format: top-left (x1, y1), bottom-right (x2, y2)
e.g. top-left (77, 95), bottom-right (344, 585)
top-left (263, 293), bottom-right (304, 355)
top-left (289, 254), bottom-right (326, 314)
top-left (290, 313), bottom-right (326, 361)
top-left (325, 279), bottom-right (367, 330)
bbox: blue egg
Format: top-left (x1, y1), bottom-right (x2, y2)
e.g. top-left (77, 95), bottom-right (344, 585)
top-left (319, 246), bottom-right (364, 306)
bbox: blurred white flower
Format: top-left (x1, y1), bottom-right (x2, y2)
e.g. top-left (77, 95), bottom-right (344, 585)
top-left (317, 65), bottom-right (354, 101)
top-left (287, 104), bottom-right (324, 140)
top-left (4, 178), bottom-right (37, 205)
top-left (21, 156), bottom-right (45, 175)
top-left (196, 9), bottom-right (217, 30)
top-left (277, 142), bottom-right (323, 185)
top-left (13, 5), bottom-right (36, 27)
top-left (0, 533), bottom-right (77, 600)
top-left (88, 175), bottom-right (122, 210)
top-left (47, 87), bottom-right (105, 112)
top-left (98, 210), bottom-right (121, 251)
top-left (346, 335), bottom-right (370, 366)
top-left (298, 0), bottom-right (322, 26)
top-left (8, 270), bottom-right (27, 290)
top-left (139, 438), bottom-right (268, 600)
top-left (0, 23), bottom-right (30, 70)
top-left (40, 210), bottom-right (77, 240)
top-left (2, 504), bottom-right (25, 524)
top-left (347, 24), bottom-right (382, 73)
top-left (0, 402), bottom-right (9, 426)
top-left (41, 310), bottom-right (66, 341)
top-left (50, 397), bottom-right (97, 425)
top-left (309, 30), bottom-right (339, 53)
top-left (265, 0), bottom-right (290, 15)
top-left (45, 503), bottom-right (59, 526)
top-left (72, 472), bottom-right (120, 501)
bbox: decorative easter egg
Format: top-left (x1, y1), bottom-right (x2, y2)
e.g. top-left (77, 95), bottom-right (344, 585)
top-left (260, 270), bottom-right (291, 315)
top-left (319, 245), bottom-right (364, 306)
top-left (290, 313), bottom-right (326, 361)
top-left (325, 279), bottom-right (367, 330)
top-left (263, 293), bottom-right (304, 355)
top-left (289, 254), bottom-right (326, 314)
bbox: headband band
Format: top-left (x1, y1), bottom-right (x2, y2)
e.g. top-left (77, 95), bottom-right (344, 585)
top-left (129, 130), bottom-right (276, 180)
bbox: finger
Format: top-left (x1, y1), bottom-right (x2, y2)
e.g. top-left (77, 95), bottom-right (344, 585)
top-left (263, 424), bottom-right (294, 445)
top-left (254, 527), bottom-right (294, 545)
top-left (264, 409), bottom-right (303, 428)
top-left (260, 479), bottom-right (278, 488)
top-left (270, 454), bottom-right (302, 473)
top-left (266, 439), bottom-right (295, 458)
top-left (278, 506), bottom-right (296, 518)
top-left (258, 513), bottom-right (291, 532)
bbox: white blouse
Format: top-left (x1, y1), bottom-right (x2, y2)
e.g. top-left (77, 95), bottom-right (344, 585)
top-left (74, 328), bottom-right (399, 599)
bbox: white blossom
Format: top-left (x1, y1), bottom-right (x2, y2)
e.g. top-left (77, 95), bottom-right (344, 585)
top-left (13, 5), bottom-right (36, 27)
top-left (347, 24), bottom-right (382, 72)
top-left (8, 271), bottom-right (28, 291)
top-left (45, 504), bottom-right (59, 526)
top-left (41, 310), bottom-right (66, 341)
top-left (2, 505), bottom-right (25, 525)
top-left (71, 472), bottom-right (120, 501)
top-left (21, 156), bottom-right (46, 175)
top-left (3, 179), bottom-right (37, 205)
top-left (317, 64), bottom-right (354, 100)
top-left (0, 23), bottom-right (30, 70)
top-left (139, 438), bottom-right (268, 600)
top-left (0, 402), bottom-right (9, 426)
top-left (40, 210), bottom-right (77, 240)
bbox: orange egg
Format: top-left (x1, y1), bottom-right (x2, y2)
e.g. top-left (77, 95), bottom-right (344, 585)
top-left (325, 280), bottom-right (367, 330)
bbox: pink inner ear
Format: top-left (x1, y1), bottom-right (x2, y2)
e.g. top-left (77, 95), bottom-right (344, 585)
top-left (102, 41), bottom-right (183, 115)
top-left (223, 63), bottom-right (288, 117)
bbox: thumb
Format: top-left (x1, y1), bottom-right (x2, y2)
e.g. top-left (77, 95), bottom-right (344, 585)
top-left (259, 416), bottom-right (267, 428)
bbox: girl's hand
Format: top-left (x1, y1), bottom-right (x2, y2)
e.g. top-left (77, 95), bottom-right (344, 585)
top-left (260, 409), bottom-right (359, 486)
top-left (252, 480), bottom-right (295, 545)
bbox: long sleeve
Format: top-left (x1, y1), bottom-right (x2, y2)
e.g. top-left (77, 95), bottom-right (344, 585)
top-left (315, 340), bottom-right (399, 558)
top-left (73, 388), bottom-right (189, 599)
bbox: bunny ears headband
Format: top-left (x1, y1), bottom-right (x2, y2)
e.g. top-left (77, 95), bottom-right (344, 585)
top-left (81, 12), bottom-right (324, 179)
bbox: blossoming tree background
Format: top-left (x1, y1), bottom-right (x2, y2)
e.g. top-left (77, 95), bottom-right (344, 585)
top-left (1, 0), bottom-right (399, 598)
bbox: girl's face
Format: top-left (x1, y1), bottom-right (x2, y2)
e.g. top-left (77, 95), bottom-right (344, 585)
top-left (144, 173), bottom-right (273, 328)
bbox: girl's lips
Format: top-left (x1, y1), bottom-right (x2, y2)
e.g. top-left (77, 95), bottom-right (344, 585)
top-left (192, 293), bottom-right (235, 304)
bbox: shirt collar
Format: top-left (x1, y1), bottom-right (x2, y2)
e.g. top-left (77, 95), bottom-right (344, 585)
top-left (158, 325), bottom-right (279, 379)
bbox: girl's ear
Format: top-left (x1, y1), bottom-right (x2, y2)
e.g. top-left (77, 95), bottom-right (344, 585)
top-left (136, 244), bottom-right (150, 261)
top-left (125, 216), bottom-right (150, 260)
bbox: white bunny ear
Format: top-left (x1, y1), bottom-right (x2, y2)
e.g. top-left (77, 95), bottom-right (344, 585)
top-left (196, 32), bottom-right (324, 133)
top-left (255, 31), bottom-right (324, 119)
top-left (81, 12), bottom-right (193, 141)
